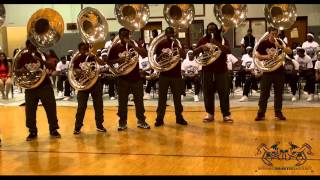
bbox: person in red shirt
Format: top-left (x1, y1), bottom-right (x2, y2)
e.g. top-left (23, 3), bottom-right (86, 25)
top-left (73, 42), bottom-right (108, 134)
top-left (153, 27), bottom-right (188, 127)
top-left (193, 22), bottom-right (233, 123)
top-left (254, 27), bottom-right (292, 121)
top-left (108, 27), bottom-right (150, 131)
top-left (0, 52), bottom-right (12, 99)
top-left (15, 40), bottom-right (61, 141)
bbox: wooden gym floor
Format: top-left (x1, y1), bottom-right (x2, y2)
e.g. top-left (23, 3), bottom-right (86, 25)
top-left (0, 106), bottom-right (319, 175)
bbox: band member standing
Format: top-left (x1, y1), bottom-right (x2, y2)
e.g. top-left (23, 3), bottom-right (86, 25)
top-left (254, 27), bottom-right (292, 121)
top-left (107, 27), bottom-right (150, 131)
top-left (15, 40), bottom-right (61, 141)
top-left (73, 42), bottom-right (107, 134)
top-left (154, 27), bottom-right (188, 127)
top-left (181, 50), bottom-right (201, 102)
top-left (193, 22), bottom-right (233, 123)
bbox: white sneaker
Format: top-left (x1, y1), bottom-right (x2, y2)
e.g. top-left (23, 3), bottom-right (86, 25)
top-left (110, 96), bottom-right (116, 100)
top-left (235, 88), bottom-right (242, 92)
top-left (143, 93), bottom-right (151, 100)
top-left (194, 95), bottom-right (199, 102)
top-left (303, 91), bottom-right (308, 95)
top-left (291, 95), bottom-right (297, 102)
top-left (252, 90), bottom-right (258, 96)
top-left (307, 94), bottom-right (314, 102)
top-left (129, 94), bottom-right (134, 101)
top-left (57, 91), bottom-right (63, 98)
top-left (239, 96), bottom-right (248, 102)
top-left (63, 96), bottom-right (71, 101)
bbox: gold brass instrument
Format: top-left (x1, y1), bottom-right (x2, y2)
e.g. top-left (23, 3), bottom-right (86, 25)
top-left (114, 4), bottom-right (150, 31)
top-left (107, 4), bottom-right (150, 76)
top-left (68, 7), bottom-right (108, 91)
top-left (196, 4), bottom-right (247, 66)
top-left (253, 4), bottom-right (297, 72)
top-left (13, 8), bottom-right (64, 89)
top-left (148, 4), bottom-right (195, 72)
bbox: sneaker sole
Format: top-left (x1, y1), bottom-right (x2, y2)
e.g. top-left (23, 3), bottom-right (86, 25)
top-left (118, 127), bottom-right (127, 131)
top-left (137, 126), bottom-right (151, 129)
top-left (97, 129), bottom-right (107, 132)
top-left (51, 135), bottom-right (61, 138)
top-left (275, 117), bottom-right (286, 121)
top-left (203, 119), bottom-right (214, 123)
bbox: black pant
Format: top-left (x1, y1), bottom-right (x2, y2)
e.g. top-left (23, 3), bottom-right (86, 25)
top-left (75, 80), bottom-right (104, 130)
top-left (183, 75), bottom-right (201, 95)
top-left (229, 71), bottom-right (234, 93)
top-left (300, 69), bottom-right (315, 94)
top-left (235, 70), bottom-right (246, 88)
top-left (156, 75), bottom-right (184, 121)
top-left (202, 71), bottom-right (231, 117)
top-left (25, 83), bottom-right (59, 133)
top-left (101, 75), bottom-right (116, 97)
top-left (258, 71), bottom-right (285, 115)
top-left (243, 75), bottom-right (259, 96)
top-left (145, 78), bottom-right (159, 94)
top-left (57, 75), bottom-right (71, 96)
top-left (285, 73), bottom-right (298, 96)
top-left (117, 79), bottom-right (146, 126)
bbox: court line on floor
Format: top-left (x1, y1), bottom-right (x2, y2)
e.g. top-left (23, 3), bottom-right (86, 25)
top-left (1, 149), bottom-right (320, 161)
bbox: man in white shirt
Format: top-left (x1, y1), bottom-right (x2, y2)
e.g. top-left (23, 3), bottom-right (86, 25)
top-left (100, 51), bottom-right (116, 100)
top-left (56, 56), bottom-right (71, 100)
top-left (295, 47), bottom-right (315, 101)
top-left (104, 33), bottom-right (116, 50)
top-left (302, 33), bottom-right (319, 63)
top-left (226, 53), bottom-right (239, 93)
top-left (284, 55), bottom-right (299, 101)
top-left (181, 50), bottom-right (201, 102)
top-left (239, 49), bottom-right (260, 102)
top-left (235, 46), bottom-right (253, 93)
top-left (315, 51), bottom-right (320, 82)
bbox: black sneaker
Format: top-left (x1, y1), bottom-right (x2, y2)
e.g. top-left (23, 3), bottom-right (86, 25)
top-left (97, 126), bottom-right (107, 132)
top-left (176, 119), bottom-right (188, 125)
top-left (50, 130), bottom-right (61, 138)
top-left (118, 125), bottom-right (127, 131)
top-left (137, 122), bottom-right (151, 129)
top-left (275, 112), bottom-right (286, 121)
top-left (26, 133), bottom-right (37, 141)
top-left (154, 120), bottom-right (164, 127)
top-left (255, 113), bottom-right (265, 121)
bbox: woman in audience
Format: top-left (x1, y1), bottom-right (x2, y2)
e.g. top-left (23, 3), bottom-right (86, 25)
top-left (0, 52), bottom-right (12, 99)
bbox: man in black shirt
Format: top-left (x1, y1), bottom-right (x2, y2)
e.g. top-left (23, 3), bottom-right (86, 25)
top-left (241, 28), bottom-right (256, 55)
